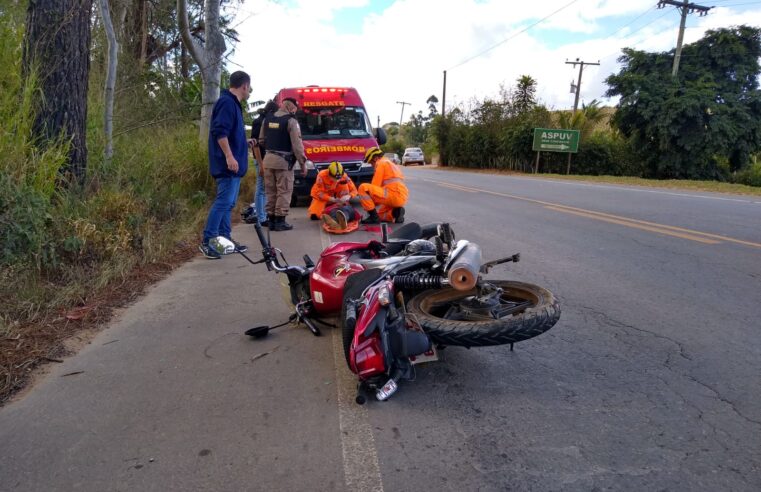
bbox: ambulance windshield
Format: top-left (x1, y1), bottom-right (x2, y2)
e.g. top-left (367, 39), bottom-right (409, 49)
top-left (297, 106), bottom-right (372, 140)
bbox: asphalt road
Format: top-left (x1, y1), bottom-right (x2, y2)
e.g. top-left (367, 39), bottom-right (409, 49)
top-left (2, 168), bottom-right (760, 491)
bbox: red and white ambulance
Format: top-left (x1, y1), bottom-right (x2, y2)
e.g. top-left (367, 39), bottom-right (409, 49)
top-left (273, 86), bottom-right (387, 203)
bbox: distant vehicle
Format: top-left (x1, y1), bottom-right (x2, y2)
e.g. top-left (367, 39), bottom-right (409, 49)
top-left (402, 147), bottom-right (425, 166)
top-left (384, 152), bottom-right (400, 165)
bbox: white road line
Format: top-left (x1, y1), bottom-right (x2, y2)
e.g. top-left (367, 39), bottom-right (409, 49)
top-left (319, 227), bottom-right (384, 492)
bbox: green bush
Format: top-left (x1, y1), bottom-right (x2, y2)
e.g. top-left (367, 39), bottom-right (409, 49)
top-left (734, 161), bottom-right (761, 187)
top-left (0, 8), bottom-right (212, 329)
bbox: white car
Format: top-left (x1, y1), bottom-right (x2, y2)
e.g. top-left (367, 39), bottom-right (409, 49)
top-left (402, 147), bottom-right (425, 166)
top-left (384, 152), bottom-right (401, 165)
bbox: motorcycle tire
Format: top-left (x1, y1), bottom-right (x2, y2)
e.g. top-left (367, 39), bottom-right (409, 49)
top-left (406, 281), bottom-right (560, 348)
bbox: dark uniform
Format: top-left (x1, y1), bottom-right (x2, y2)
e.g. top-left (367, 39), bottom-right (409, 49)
top-left (258, 107), bottom-right (307, 230)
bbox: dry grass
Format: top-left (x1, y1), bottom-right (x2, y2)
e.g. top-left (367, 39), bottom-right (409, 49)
top-left (429, 167), bottom-right (761, 197)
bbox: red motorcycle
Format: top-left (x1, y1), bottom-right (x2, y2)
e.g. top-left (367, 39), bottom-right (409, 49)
top-left (229, 219), bottom-right (560, 403)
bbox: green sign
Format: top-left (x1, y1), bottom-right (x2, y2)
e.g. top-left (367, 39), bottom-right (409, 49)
top-left (532, 128), bottom-right (580, 153)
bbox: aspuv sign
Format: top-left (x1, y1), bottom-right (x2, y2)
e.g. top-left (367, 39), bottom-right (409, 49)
top-left (532, 128), bottom-right (580, 153)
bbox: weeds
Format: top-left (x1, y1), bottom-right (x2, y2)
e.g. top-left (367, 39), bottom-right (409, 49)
top-left (0, 8), bottom-right (237, 401)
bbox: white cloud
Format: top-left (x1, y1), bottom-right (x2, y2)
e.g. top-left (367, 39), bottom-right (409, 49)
top-left (232, 0), bottom-right (761, 124)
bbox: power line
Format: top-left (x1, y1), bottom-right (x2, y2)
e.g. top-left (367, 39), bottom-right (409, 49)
top-left (447, 0), bottom-right (583, 70)
top-left (711, 1), bottom-right (761, 6)
top-left (596, 4), bottom-right (659, 43)
top-left (599, 8), bottom-right (677, 61)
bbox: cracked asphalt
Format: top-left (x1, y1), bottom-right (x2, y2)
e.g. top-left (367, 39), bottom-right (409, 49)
top-left (1, 168), bottom-right (759, 491)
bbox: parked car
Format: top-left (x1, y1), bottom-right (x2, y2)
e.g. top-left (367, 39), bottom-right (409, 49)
top-left (402, 147), bottom-right (425, 166)
top-left (384, 152), bottom-right (401, 165)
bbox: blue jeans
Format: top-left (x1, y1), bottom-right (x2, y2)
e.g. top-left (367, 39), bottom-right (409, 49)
top-left (254, 161), bottom-right (267, 222)
top-left (203, 176), bottom-right (241, 244)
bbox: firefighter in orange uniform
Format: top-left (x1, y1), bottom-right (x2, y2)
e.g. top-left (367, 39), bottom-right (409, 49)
top-left (358, 147), bottom-right (408, 224)
top-left (309, 161), bottom-right (358, 226)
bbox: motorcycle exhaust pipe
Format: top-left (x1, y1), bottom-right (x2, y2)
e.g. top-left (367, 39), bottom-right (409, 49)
top-left (447, 243), bottom-right (482, 291)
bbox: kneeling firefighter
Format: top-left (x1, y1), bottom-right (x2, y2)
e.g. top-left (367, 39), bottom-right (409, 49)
top-left (358, 147), bottom-right (408, 224)
top-left (309, 161), bottom-right (359, 230)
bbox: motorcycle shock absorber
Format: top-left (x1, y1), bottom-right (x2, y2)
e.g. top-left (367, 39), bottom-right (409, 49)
top-left (392, 274), bottom-right (447, 290)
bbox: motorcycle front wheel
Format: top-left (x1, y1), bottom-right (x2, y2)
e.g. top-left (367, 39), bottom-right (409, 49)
top-left (406, 281), bottom-right (560, 347)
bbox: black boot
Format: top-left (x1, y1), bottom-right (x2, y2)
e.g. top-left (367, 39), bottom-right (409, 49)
top-left (361, 209), bottom-right (380, 225)
top-left (271, 215), bottom-right (293, 231)
top-left (263, 214), bottom-right (274, 228)
top-left (392, 207), bottom-right (405, 224)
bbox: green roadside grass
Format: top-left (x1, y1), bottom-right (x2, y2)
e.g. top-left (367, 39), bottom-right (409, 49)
top-left (429, 167), bottom-right (761, 197)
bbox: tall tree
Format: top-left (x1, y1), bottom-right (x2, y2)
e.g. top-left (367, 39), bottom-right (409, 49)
top-left (97, 0), bottom-right (119, 162)
top-left (426, 95), bottom-right (439, 119)
top-left (178, 0), bottom-right (226, 142)
top-left (512, 75), bottom-right (537, 115)
top-left (606, 26), bottom-right (761, 179)
top-left (23, 0), bottom-right (93, 181)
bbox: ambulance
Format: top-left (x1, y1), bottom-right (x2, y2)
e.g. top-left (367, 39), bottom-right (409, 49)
top-left (273, 86), bottom-right (387, 203)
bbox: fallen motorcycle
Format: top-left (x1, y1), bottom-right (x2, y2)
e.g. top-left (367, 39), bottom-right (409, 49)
top-left (221, 218), bottom-right (560, 403)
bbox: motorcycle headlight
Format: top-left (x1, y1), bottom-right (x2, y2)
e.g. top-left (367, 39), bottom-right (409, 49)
top-left (305, 160), bottom-right (316, 170)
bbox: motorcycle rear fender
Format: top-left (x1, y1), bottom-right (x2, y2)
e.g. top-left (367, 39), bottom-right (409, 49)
top-left (349, 285), bottom-right (391, 379)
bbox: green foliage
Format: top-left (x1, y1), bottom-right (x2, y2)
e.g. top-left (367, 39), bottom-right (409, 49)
top-left (0, 9), bottom-right (211, 329)
top-left (0, 10), bottom-right (69, 199)
top-left (512, 75), bottom-right (537, 115)
top-left (734, 161), bottom-right (761, 186)
top-left (381, 136), bottom-right (406, 157)
top-left (606, 26), bottom-right (761, 179)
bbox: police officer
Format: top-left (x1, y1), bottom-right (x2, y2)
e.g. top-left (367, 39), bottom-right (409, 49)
top-left (243, 100), bottom-right (278, 227)
top-left (257, 97), bottom-right (307, 231)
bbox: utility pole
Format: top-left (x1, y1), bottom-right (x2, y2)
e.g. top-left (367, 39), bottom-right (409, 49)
top-left (564, 58), bottom-right (599, 175)
top-left (377, 115), bottom-right (380, 129)
top-left (442, 70), bottom-right (447, 118)
top-left (658, 0), bottom-right (711, 77)
top-left (396, 101), bottom-right (410, 126)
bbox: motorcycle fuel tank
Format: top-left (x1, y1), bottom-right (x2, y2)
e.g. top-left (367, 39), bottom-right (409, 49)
top-left (309, 243), bottom-right (368, 314)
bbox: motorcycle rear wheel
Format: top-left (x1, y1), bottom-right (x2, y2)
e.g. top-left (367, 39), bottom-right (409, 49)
top-left (406, 281), bottom-right (560, 347)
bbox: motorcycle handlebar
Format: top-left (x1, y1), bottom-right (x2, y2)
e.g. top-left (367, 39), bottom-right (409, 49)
top-left (253, 220), bottom-right (270, 249)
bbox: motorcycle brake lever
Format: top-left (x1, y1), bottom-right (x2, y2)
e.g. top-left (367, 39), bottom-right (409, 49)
top-left (480, 253), bottom-right (520, 274)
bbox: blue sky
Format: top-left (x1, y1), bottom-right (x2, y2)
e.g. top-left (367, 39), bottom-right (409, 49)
top-left (233, 0), bottom-right (761, 125)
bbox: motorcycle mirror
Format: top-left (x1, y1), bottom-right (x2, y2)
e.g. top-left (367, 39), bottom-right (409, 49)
top-left (245, 326), bottom-right (271, 338)
top-left (210, 236), bottom-right (236, 255)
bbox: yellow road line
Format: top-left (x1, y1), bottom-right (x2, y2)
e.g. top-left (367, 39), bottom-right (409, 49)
top-left (543, 206), bottom-right (721, 245)
top-left (426, 178), bottom-right (761, 249)
top-left (437, 182), bottom-right (478, 193)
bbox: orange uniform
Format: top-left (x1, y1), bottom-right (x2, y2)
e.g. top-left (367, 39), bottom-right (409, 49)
top-left (358, 157), bottom-right (409, 222)
top-left (308, 169), bottom-right (358, 218)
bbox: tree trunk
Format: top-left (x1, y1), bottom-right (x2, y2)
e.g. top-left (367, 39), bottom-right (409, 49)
top-left (178, 0), bottom-right (225, 143)
top-left (137, 0), bottom-right (148, 68)
top-left (180, 43), bottom-right (189, 80)
top-left (97, 0), bottom-right (119, 162)
top-left (23, 0), bottom-right (93, 182)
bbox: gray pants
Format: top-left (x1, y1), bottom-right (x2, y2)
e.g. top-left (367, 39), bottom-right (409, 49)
top-left (264, 168), bottom-right (294, 216)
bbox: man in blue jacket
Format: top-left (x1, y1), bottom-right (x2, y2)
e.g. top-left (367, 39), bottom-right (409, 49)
top-left (200, 71), bottom-right (252, 259)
